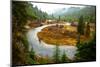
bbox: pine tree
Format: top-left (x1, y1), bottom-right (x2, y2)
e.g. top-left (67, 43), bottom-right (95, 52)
top-left (77, 16), bottom-right (85, 35)
top-left (75, 33), bottom-right (96, 61)
top-left (59, 16), bottom-right (61, 21)
top-left (61, 51), bottom-right (69, 63)
top-left (85, 22), bottom-right (90, 37)
top-left (53, 45), bottom-right (60, 63)
top-left (30, 48), bottom-right (35, 60)
top-left (28, 48), bottom-right (36, 64)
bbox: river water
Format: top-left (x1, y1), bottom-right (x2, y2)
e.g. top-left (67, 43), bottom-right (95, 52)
top-left (27, 24), bottom-right (77, 60)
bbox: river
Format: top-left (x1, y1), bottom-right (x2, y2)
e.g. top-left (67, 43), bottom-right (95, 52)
top-left (27, 24), bottom-right (77, 60)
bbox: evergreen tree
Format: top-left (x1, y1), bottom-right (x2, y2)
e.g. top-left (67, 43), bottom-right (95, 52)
top-left (53, 45), bottom-right (60, 63)
top-left (85, 22), bottom-right (90, 37)
top-left (30, 48), bottom-right (35, 60)
top-left (27, 48), bottom-right (36, 64)
top-left (77, 16), bottom-right (85, 35)
top-left (61, 51), bottom-right (69, 63)
top-left (75, 34), bottom-right (96, 61)
top-left (59, 16), bottom-right (61, 21)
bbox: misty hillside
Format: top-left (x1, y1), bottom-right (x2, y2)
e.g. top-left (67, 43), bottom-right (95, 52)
top-left (51, 8), bottom-right (68, 16)
top-left (49, 6), bottom-right (96, 23)
top-left (51, 7), bottom-right (81, 16)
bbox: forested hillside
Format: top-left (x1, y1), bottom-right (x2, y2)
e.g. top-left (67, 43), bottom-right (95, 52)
top-left (26, 3), bottom-right (48, 20)
top-left (50, 6), bottom-right (96, 23)
top-left (12, 1), bottom-right (48, 65)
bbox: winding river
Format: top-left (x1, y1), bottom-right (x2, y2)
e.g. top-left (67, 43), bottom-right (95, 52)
top-left (27, 24), bottom-right (77, 60)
